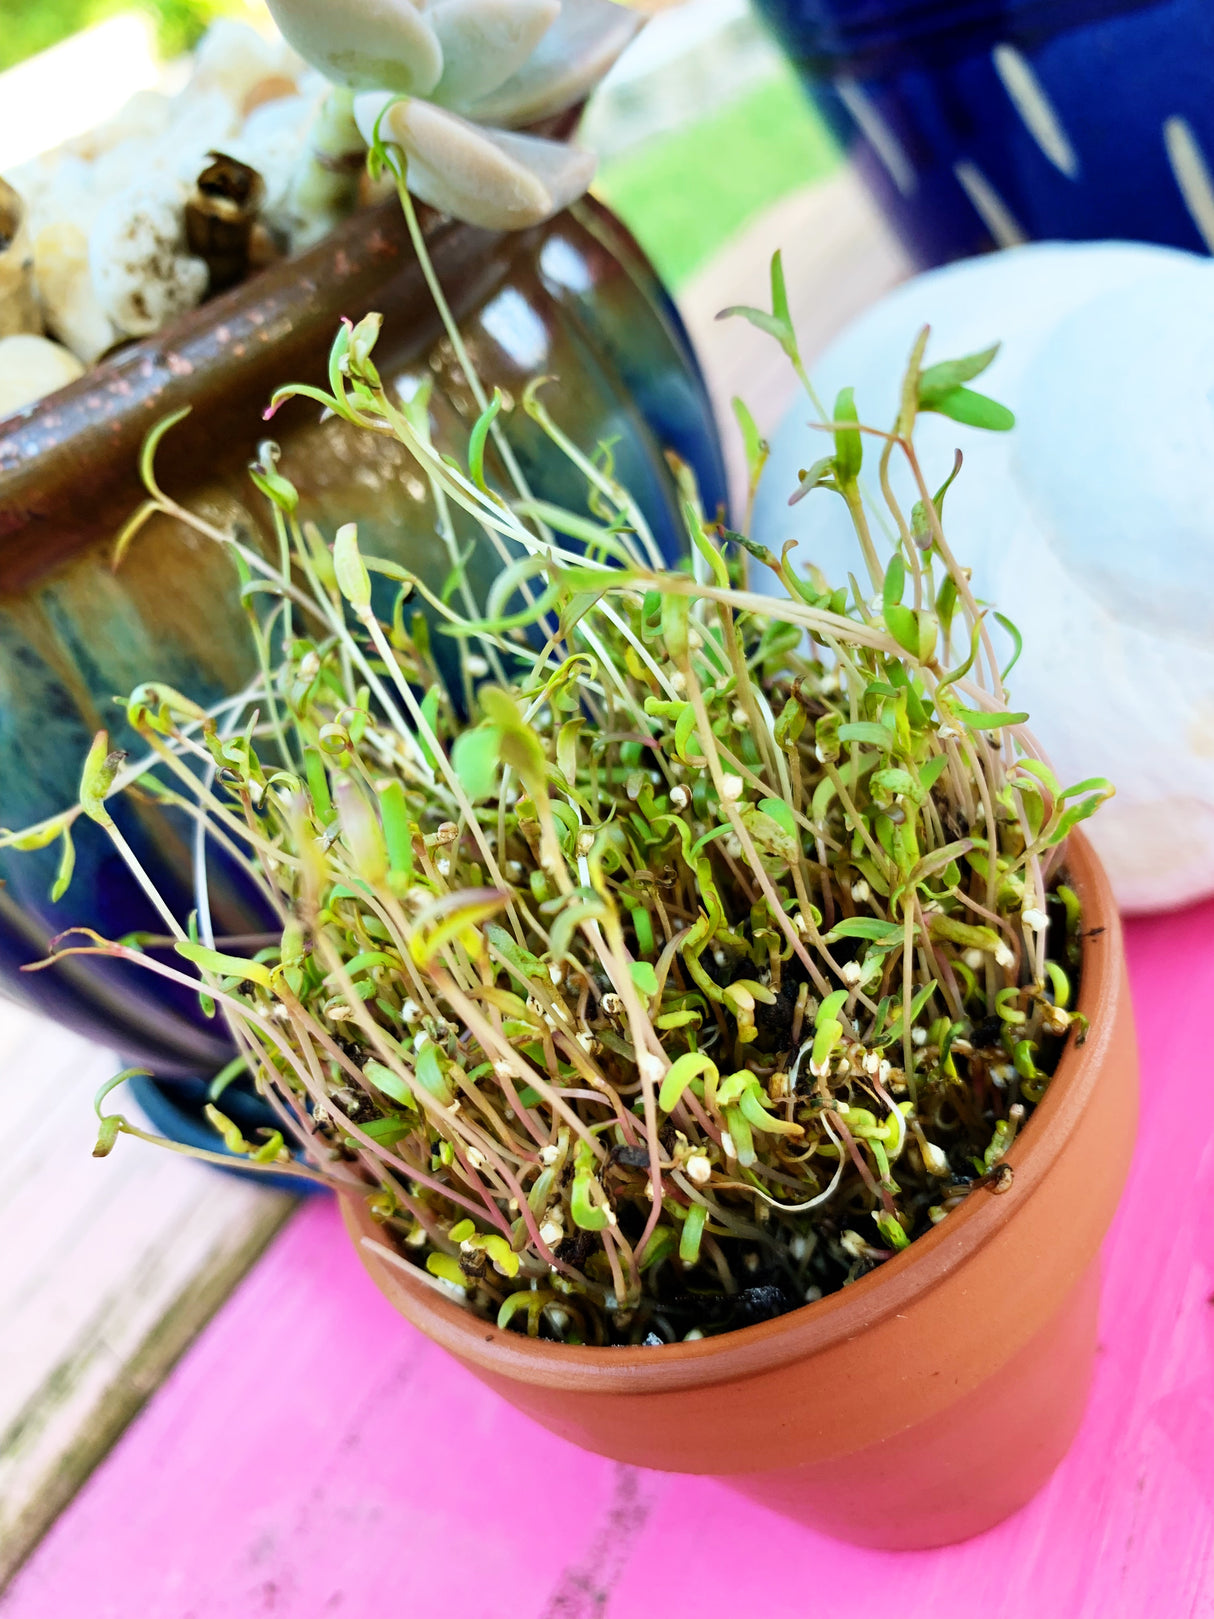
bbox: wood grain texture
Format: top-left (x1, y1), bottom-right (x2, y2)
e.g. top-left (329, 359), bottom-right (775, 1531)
top-left (3, 903), bottom-right (1211, 1618)
top-left (0, 1001), bottom-right (294, 1588)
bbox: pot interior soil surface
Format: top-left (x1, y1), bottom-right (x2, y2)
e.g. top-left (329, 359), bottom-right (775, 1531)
top-left (345, 831), bottom-right (1138, 1549)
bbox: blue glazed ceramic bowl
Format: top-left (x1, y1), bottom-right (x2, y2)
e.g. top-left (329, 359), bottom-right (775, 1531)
top-left (0, 195), bottom-right (725, 1171)
top-left (755, 0), bottom-right (1214, 264)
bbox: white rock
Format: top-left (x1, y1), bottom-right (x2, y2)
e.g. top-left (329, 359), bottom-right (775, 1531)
top-left (0, 333), bottom-right (84, 418)
top-left (33, 222), bottom-right (118, 365)
top-left (162, 89), bottom-right (244, 186)
top-left (189, 19), bottom-right (292, 111)
top-left (23, 154), bottom-right (102, 237)
top-left (73, 89), bottom-right (172, 159)
top-left (262, 91), bottom-right (364, 250)
top-left (91, 136), bottom-right (162, 204)
top-left (752, 241), bottom-right (1214, 914)
top-left (226, 94), bottom-right (317, 220)
top-left (89, 181), bottom-right (208, 337)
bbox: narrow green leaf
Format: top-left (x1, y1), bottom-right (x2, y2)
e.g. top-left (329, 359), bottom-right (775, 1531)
top-left (757, 796), bottom-right (798, 841)
top-left (837, 721), bottom-right (895, 749)
top-left (468, 388), bottom-right (504, 492)
top-left (175, 939), bottom-right (272, 988)
top-left (874, 1210), bottom-right (910, 1250)
top-left (409, 887), bottom-right (509, 968)
top-left (335, 777), bottom-right (389, 885)
top-left (679, 1200), bottom-right (708, 1264)
top-left (824, 917), bottom-right (905, 943)
top-left (111, 500), bottom-right (159, 571)
top-left (659, 1051), bottom-right (716, 1113)
top-left (79, 731), bottom-right (121, 827)
top-left (139, 406), bottom-right (191, 494)
top-left (204, 1104), bottom-right (253, 1155)
top-left (414, 1042), bottom-right (455, 1105)
top-left (716, 304), bottom-right (790, 349)
top-left (770, 248), bottom-right (792, 334)
top-left (1051, 789), bottom-right (1115, 841)
top-left (832, 386), bottom-right (862, 484)
top-left (1013, 758), bottom-right (1062, 795)
top-left (918, 343), bottom-right (1001, 403)
top-left (247, 463), bottom-right (299, 514)
top-left (936, 574), bottom-right (958, 642)
top-left (883, 554), bottom-right (906, 613)
top-left (376, 779), bottom-right (414, 883)
top-left (731, 396), bottom-right (766, 485)
top-left (918, 754), bottom-right (949, 792)
top-left (333, 522), bottom-right (372, 611)
top-left (1061, 775), bottom-right (1115, 800)
top-left (938, 619), bottom-right (982, 690)
top-left (427, 1253), bottom-right (470, 1288)
top-left (629, 960), bottom-right (659, 997)
top-left (50, 824), bottom-right (75, 904)
top-left (884, 601), bottom-right (921, 657)
top-left (817, 988), bottom-right (849, 1026)
top-left (993, 611), bottom-right (1023, 680)
top-left (788, 455), bottom-right (835, 506)
top-left (955, 707), bottom-right (1029, 731)
top-left (913, 449), bottom-right (965, 547)
top-left (923, 387), bottom-right (1015, 432)
top-left (305, 747), bottom-right (335, 826)
top-left (661, 592), bottom-right (691, 662)
top-left (365, 1059), bottom-right (417, 1110)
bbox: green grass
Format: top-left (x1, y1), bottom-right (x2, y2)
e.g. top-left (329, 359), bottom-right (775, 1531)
top-left (594, 66), bottom-right (842, 290)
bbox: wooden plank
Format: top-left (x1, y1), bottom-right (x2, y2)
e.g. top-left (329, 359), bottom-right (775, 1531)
top-left (679, 169), bottom-right (912, 511)
top-left (3, 911), bottom-right (1211, 1614)
top-left (0, 1000), bottom-right (294, 1588)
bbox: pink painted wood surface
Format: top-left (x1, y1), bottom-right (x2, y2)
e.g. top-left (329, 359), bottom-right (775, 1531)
top-left (4, 905), bottom-right (1213, 1619)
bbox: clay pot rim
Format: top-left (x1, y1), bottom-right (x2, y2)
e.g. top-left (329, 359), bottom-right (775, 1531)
top-left (346, 829), bottom-right (1122, 1394)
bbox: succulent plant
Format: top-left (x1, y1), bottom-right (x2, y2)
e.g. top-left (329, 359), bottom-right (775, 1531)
top-left (263, 0), bottom-right (640, 226)
top-left (12, 211), bottom-right (1110, 1347)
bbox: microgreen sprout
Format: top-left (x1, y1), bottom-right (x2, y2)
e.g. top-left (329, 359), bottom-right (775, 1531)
top-left (9, 233), bottom-right (1111, 1347)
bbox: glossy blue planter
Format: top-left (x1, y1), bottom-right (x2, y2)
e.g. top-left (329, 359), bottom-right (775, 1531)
top-left (755, 0), bottom-right (1214, 264)
top-left (0, 196), bottom-right (725, 1175)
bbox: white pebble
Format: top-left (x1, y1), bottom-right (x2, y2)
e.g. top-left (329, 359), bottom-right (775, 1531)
top-left (89, 181), bottom-right (208, 337)
top-left (0, 334), bottom-right (84, 418)
top-left (32, 222), bottom-right (117, 363)
top-left (190, 19), bottom-right (293, 112)
top-left (920, 1139), bottom-right (949, 1175)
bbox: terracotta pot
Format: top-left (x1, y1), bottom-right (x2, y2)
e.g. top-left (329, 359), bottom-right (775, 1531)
top-left (0, 192), bottom-right (725, 1079)
top-left (345, 831), bottom-right (1138, 1548)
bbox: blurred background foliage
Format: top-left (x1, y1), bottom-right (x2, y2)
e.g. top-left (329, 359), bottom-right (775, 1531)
top-left (0, 0), bottom-right (245, 72)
